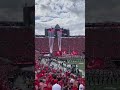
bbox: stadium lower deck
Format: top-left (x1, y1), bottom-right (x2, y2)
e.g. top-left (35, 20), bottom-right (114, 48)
top-left (35, 52), bottom-right (85, 90)
top-left (42, 57), bottom-right (85, 77)
top-left (86, 69), bottom-right (120, 90)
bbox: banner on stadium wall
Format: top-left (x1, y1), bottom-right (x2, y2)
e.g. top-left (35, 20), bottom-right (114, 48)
top-left (57, 30), bottom-right (62, 51)
top-left (48, 28), bottom-right (55, 54)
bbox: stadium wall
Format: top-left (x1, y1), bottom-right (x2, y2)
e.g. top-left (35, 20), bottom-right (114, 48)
top-left (35, 37), bottom-right (85, 56)
top-left (86, 24), bottom-right (120, 61)
top-left (0, 26), bottom-right (34, 63)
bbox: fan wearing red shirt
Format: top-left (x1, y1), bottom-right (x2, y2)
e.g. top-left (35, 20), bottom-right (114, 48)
top-left (45, 82), bottom-right (52, 90)
top-left (72, 81), bottom-right (78, 90)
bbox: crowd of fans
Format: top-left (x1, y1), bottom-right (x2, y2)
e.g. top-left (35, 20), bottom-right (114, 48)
top-left (22, 71), bottom-right (34, 89)
top-left (35, 37), bottom-right (85, 56)
top-left (86, 69), bottom-right (120, 86)
top-left (0, 64), bottom-right (18, 90)
top-left (0, 61), bottom-right (34, 90)
top-left (11, 67), bottom-right (34, 90)
top-left (35, 57), bottom-right (85, 90)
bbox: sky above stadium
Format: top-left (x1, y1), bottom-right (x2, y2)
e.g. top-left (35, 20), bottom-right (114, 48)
top-left (86, 0), bottom-right (120, 22)
top-left (0, 0), bottom-right (119, 29)
top-left (0, 0), bottom-right (33, 21)
top-left (35, 0), bottom-right (85, 36)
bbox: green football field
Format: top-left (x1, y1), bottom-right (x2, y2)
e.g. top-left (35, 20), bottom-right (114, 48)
top-left (57, 57), bottom-right (85, 76)
top-left (67, 58), bottom-right (85, 70)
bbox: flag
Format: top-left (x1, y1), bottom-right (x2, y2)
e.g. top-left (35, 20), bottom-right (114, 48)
top-left (48, 28), bottom-right (55, 54)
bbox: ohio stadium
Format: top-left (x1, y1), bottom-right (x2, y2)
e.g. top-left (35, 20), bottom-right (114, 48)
top-left (35, 24), bottom-right (85, 90)
top-left (0, 5), bottom-right (34, 90)
top-left (86, 22), bottom-right (120, 90)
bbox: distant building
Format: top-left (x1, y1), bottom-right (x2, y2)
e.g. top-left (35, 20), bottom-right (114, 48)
top-left (23, 4), bottom-right (35, 26)
top-left (45, 24), bottom-right (70, 37)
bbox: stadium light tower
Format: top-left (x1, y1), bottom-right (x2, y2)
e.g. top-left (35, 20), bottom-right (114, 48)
top-left (48, 28), bottom-right (55, 55)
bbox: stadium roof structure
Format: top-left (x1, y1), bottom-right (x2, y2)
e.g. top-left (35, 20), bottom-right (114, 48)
top-left (0, 21), bottom-right (25, 26)
top-left (86, 22), bottom-right (120, 27)
top-left (55, 24), bottom-right (60, 29)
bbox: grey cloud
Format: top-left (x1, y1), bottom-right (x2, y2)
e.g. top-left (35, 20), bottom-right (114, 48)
top-left (35, 0), bottom-right (85, 35)
top-left (35, 16), bottom-right (40, 20)
top-left (0, 0), bottom-right (34, 21)
top-left (86, 0), bottom-right (120, 22)
top-left (68, 8), bottom-right (84, 16)
top-left (70, 25), bottom-right (85, 35)
top-left (41, 4), bottom-right (52, 11)
top-left (67, 0), bottom-right (84, 16)
top-left (68, 0), bottom-right (80, 3)
top-left (0, 0), bottom-right (34, 8)
top-left (0, 8), bottom-right (23, 21)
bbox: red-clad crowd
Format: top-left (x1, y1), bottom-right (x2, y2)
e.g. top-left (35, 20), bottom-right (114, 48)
top-left (0, 64), bottom-right (18, 90)
top-left (34, 59), bottom-right (85, 90)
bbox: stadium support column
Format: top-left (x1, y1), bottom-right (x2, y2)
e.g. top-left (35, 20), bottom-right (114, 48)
top-left (48, 28), bottom-right (55, 55)
top-left (57, 30), bottom-right (62, 51)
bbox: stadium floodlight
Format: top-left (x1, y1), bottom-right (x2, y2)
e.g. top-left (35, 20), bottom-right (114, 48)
top-left (57, 29), bottom-right (62, 51)
top-left (48, 28), bottom-right (55, 54)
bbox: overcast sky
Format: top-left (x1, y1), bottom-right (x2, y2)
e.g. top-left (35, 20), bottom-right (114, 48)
top-left (86, 0), bottom-right (120, 23)
top-left (0, 0), bottom-right (34, 21)
top-left (0, 0), bottom-right (119, 30)
top-left (35, 0), bottom-right (85, 36)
